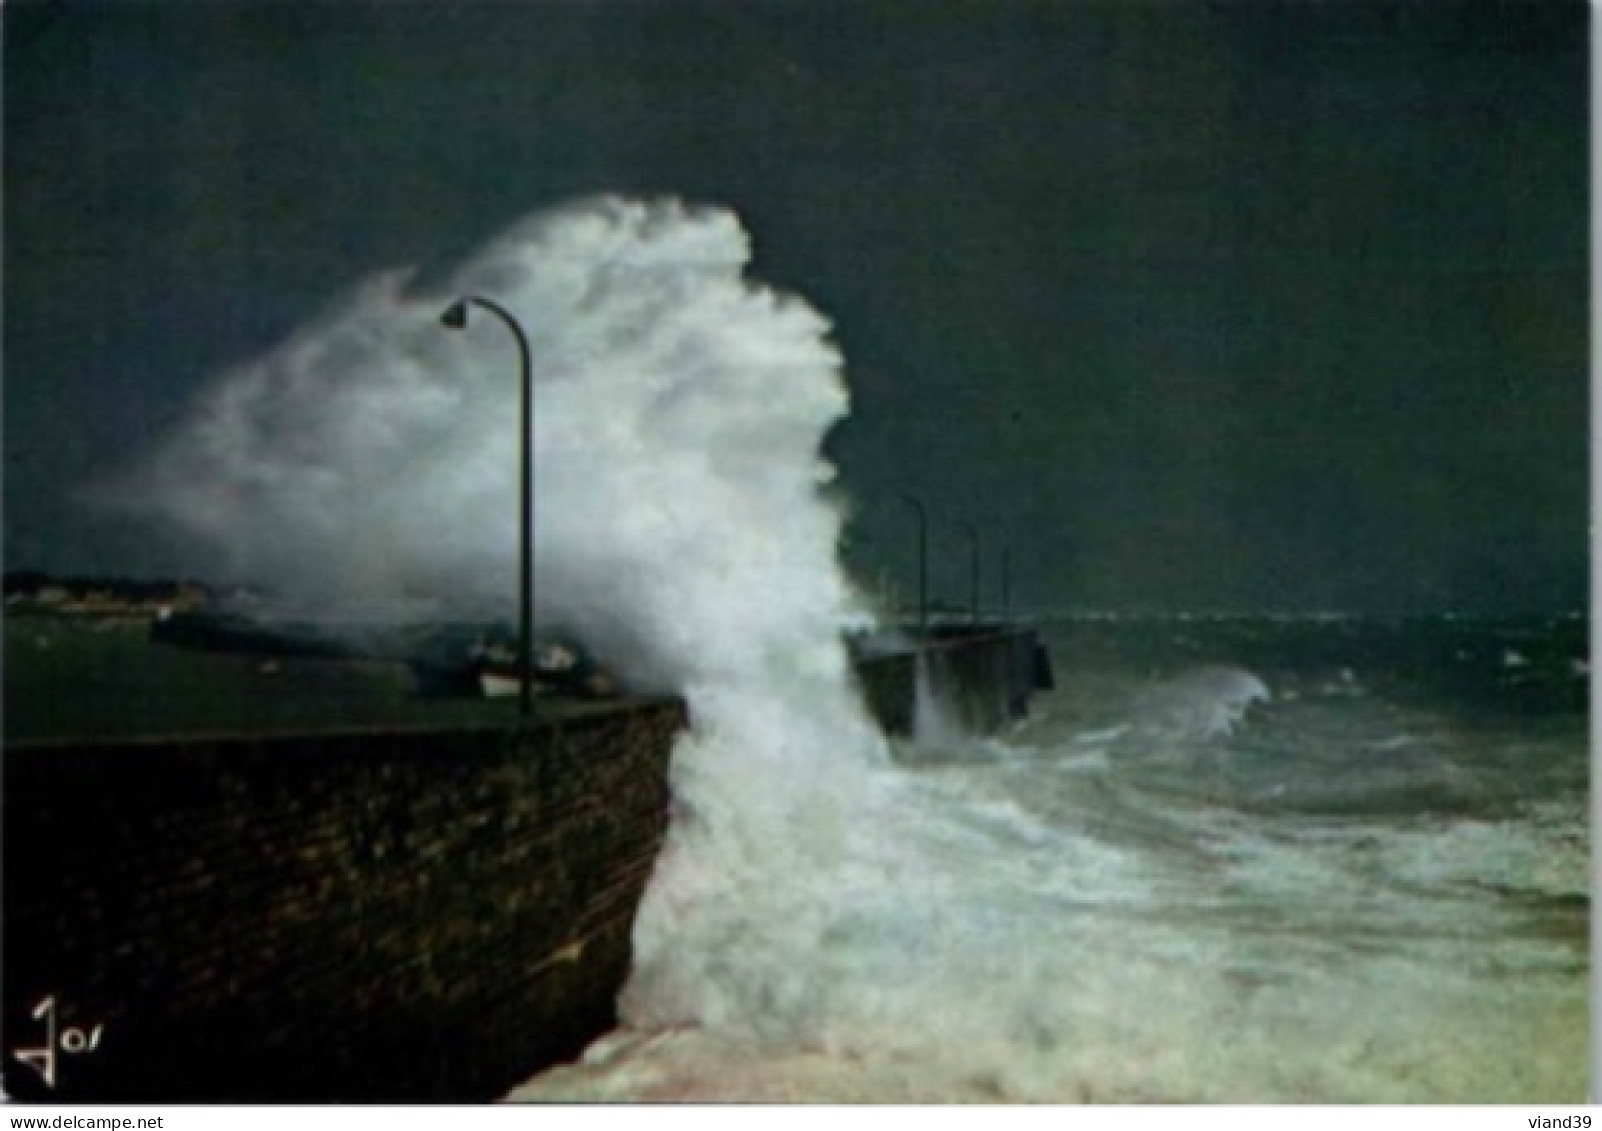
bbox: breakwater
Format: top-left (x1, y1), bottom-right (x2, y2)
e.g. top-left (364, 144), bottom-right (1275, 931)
top-left (4, 628), bottom-right (1046, 1102)
top-left (855, 625), bottom-right (1051, 736)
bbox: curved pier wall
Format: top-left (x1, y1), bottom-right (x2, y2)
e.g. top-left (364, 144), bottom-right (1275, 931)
top-left (3, 701), bottom-right (684, 1102)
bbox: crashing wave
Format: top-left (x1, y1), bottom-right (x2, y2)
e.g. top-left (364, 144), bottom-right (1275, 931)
top-left (1133, 665), bottom-right (1271, 740)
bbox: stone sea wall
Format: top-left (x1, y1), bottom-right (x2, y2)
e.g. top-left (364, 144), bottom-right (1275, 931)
top-left (3, 702), bottom-right (684, 1102)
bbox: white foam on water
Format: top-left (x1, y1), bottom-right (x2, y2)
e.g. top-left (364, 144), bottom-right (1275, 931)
top-left (1072, 724), bottom-right (1131, 745)
top-left (1129, 665), bottom-right (1271, 740)
top-left (1374, 811), bottom-right (1590, 901)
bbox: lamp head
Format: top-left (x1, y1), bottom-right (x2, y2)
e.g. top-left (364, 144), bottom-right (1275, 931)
top-left (440, 300), bottom-right (469, 330)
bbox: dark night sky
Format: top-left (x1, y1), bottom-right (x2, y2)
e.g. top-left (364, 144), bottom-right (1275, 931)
top-left (5, 0), bottom-right (1588, 614)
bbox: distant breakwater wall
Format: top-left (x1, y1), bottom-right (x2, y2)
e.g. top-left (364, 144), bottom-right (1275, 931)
top-left (3, 702), bottom-right (683, 1102)
top-left (855, 626), bottom-right (1048, 737)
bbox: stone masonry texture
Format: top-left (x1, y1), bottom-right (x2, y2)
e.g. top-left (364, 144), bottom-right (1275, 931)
top-left (4, 701), bottom-right (684, 1102)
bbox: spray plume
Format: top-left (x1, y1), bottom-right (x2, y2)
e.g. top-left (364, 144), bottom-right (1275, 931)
top-left (118, 193), bottom-right (900, 1038)
top-left (123, 198), bottom-right (871, 673)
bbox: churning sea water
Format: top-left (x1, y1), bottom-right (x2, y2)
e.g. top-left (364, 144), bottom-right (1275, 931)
top-left (513, 615), bottom-right (1587, 1103)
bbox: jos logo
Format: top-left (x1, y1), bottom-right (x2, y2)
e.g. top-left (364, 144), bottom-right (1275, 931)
top-left (13, 996), bottom-right (105, 1089)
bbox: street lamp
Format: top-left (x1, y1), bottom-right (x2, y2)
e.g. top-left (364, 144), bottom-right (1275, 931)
top-left (898, 493), bottom-right (929, 637)
top-left (957, 520), bottom-right (981, 626)
top-left (441, 295), bottom-right (535, 719)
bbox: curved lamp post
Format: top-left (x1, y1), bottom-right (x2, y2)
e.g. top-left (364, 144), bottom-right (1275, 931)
top-left (898, 493), bottom-right (929, 636)
top-left (957, 520), bottom-right (981, 625)
top-left (441, 295), bottom-right (535, 718)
